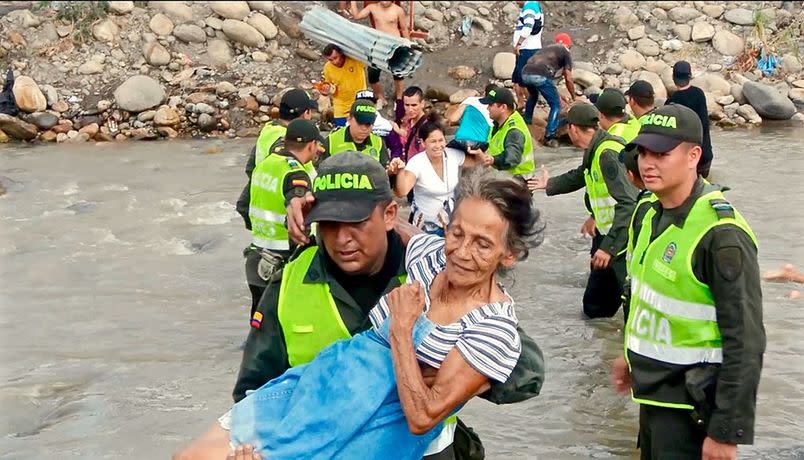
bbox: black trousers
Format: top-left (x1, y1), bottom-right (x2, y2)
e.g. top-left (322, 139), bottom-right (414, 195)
top-left (639, 404), bottom-right (705, 460)
top-left (583, 233), bottom-right (626, 319)
top-left (244, 249), bottom-right (267, 318)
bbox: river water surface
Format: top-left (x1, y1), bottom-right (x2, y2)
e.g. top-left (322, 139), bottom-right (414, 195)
top-left (1, 128), bottom-right (803, 459)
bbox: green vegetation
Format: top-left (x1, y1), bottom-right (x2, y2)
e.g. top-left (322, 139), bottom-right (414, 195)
top-left (33, 1), bottom-right (110, 43)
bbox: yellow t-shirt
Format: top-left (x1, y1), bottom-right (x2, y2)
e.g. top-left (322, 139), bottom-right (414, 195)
top-left (323, 56), bottom-right (367, 118)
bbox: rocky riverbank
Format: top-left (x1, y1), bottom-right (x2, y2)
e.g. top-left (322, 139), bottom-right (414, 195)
top-left (0, 1), bottom-right (802, 144)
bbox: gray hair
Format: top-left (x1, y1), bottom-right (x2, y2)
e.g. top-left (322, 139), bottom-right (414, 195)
top-left (451, 166), bottom-right (546, 261)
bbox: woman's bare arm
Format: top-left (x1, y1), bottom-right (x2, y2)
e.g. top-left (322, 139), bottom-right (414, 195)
top-left (394, 169), bottom-right (417, 198)
top-left (446, 104), bottom-right (467, 125)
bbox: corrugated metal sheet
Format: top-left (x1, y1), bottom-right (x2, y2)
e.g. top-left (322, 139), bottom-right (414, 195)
top-left (299, 7), bottom-right (422, 77)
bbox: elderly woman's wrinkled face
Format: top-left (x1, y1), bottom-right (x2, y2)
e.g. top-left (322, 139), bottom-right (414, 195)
top-left (444, 197), bottom-right (516, 287)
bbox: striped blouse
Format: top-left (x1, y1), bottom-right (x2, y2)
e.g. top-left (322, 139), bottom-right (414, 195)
top-left (369, 234), bottom-right (521, 383)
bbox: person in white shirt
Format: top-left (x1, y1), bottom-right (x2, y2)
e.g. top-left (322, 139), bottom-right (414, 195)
top-left (512, 1), bottom-right (544, 107)
top-left (446, 84), bottom-right (496, 153)
top-left (394, 114), bottom-right (482, 234)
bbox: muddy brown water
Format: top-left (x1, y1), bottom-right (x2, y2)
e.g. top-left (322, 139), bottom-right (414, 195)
top-left (1, 127), bottom-right (803, 459)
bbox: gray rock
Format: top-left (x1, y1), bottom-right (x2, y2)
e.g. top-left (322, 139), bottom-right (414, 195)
top-left (691, 73), bottom-right (731, 96)
top-left (691, 22), bottom-right (715, 42)
top-left (246, 13), bottom-right (278, 39)
top-left (736, 104), bottom-right (762, 124)
top-left (651, 8), bottom-right (668, 21)
top-left (708, 64), bottom-right (723, 72)
top-left (742, 81), bottom-right (796, 120)
top-left (149, 13), bottom-right (174, 35)
top-left (662, 39), bottom-right (684, 51)
top-left (619, 49), bottom-right (647, 71)
top-left (137, 110), bottom-right (156, 122)
top-left (194, 102), bottom-right (216, 114)
top-left (781, 54), bottom-right (802, 74)
top-left (635, 38), bottom-right (661, 57)
top-left (6, 9), bottom-right (40, 28)
top-left (673, 24), bottom-right (692, 41)
top-left (40, 84), bottom-right (59, 107)
top-left (603, 63), bottom-right (624, 75)
top-left (174, 24), bottom-right (207, 43)
top-left (572, 68), bottom-right (603, 89)
top-left (77, 60), bottom-right (104, 75)
top-left (473, 17), bottom-right (493, 32)
top-left (206, 16), bottom-right (223, 30)
top-left (668, 7), bottom-right (701, 23)
top-left (210, 1), bottom-right (251, 20)
top-left (93, 19), bottom-right (120, 42)
top-left (492, 52), bottom-right (516, 79)
top-left (702, 5), bottom-right (724, 19)
top-left (27, 112), bottom-right (59, 130)
top-left (616, 7), bottom-right (640, 32)
top-left (712, 30), bottom-right (744, 56)
top-left (0, 114), bottom-right (38, 140)
top-left (723, 8), bottom-right (755, 26)
top-left (252, 50), bottom-right (269, 62)
top-left (723, 102), bottom-right (740, 118)
top-left (207, 39), bottom-right (233, 68)
top-left (715, 95), bottom-right (735, 105)
top-left (150, 1), bottom-right (194, 23)
top-left (449, 89), bottom-right (479, 104)
top-left (197, 113), bottom-right (217, 131)
top-left (222, 19), bottom-right (265, 47)
top-left (655, 1), bottom-right (680, 10)
top-left (633, 70), bottom-right (667, 99)
top-left (107, 1), bottom-right (134, 14)
top-left (273, 10), bottom-right (302, 39)
top-left (97, 100), bottom-right (112, 112)
top-left (730, 83), bottom-right (747, 104)
top-left (247, 1), bottom-right (275, 17)
top-left (143, 41), bottom-right (171, 66)
top-left (628, 25), bottom-right (646, 40)
top-left (458, 5), bottom-right (478, 16)
top-left (425, 8), bottom-right (444, 22)
top-left (113, 75), bottom-right (165, 112)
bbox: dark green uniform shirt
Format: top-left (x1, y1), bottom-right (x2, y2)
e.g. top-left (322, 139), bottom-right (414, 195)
top-left (545, 129), bottom-right (637, 255)
top-left (236, 136), bottom-right (286, 230)
top-left (627, 178), bottom-right (765, 444)
top-left (489, 124), bottom-right (527, 171)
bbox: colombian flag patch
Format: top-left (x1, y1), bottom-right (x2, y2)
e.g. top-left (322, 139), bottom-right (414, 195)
top-left (250, 311), bottom-right (263, 329)
top-left (291, 179), bottom-right (309, 188)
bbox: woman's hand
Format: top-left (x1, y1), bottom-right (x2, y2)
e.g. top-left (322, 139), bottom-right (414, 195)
top-left (387, 157), bottom-right (406, 175)
top-left (227, 445), bottom-right (262, 460)
top-left (387, 281), bottom-right (425, 331)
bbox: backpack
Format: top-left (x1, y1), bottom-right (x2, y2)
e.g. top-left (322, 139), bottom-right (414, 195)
top-left (0, 69), bottom-right (19, 117)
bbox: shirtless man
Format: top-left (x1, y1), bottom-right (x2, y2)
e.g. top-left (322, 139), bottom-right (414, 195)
top-left (349, 1), bottom-right (409, 108)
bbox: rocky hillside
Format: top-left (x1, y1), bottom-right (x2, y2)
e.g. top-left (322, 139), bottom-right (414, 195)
top-left (0, 1), bottom-right (801, 144)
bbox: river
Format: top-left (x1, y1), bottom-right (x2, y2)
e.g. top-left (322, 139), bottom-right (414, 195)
top-left (1, 127), bottom-right (803, 459)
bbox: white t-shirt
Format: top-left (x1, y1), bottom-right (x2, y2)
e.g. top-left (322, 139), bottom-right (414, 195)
top-left (512, 2), bottom-right (543, 50)
top-left (462, 97), bottom-right (493, 126)
top-left (404, 147), bottom-right (465, 226)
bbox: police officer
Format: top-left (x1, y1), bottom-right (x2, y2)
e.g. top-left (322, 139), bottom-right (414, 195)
top-left (612, 104), bottom-right (765, 460)
top-left (173, 153), bottom-right (546, 460)
top-left (528, 103), bottom-right (637, 318)
top-left (321, 99), bottom-right (392, 168)
top-left (625, 80), bottom-right (656, 122)
top-left (236, 89), bottom-right (318, 230)
top-left (475, 87), bottom-right (535, 178)
top-left (595, 88), bottom-right (642, 145)
top-left (243, 119), bottom-right (323, 318)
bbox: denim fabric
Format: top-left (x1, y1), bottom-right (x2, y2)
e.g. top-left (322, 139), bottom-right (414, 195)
top-left (522, 74), bottom-right (561, 138)
top-left (333, 117), bottom-right (348, 127)
top-left (512, 48), bottom-right (539, 84)
top-left (230, 315), bottom-right (447, 459)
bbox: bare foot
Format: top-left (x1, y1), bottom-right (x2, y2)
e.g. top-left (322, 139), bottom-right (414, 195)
top-left (762, 264), bottom-right (800, 282)
top-left (788, 290), bottom-right (801, 300)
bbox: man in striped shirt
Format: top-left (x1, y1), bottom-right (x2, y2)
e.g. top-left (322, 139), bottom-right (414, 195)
top-left (512, 1), bottom-right (544, 107)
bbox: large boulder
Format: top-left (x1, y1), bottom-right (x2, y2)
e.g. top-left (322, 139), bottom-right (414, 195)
top-left (113, 75), bottom-right (166, 112)
top-left (92, 19), bottom-right (120, 42)
top-left (107, 1), bottom-right (134, 14)
top-left (723, 8), bottom-right (755, 26)
top-left (247, 1), bottom-right (275, 16)
top-left (222, 19), bottom-right (265, 47)
top-left (149, 13), bottom-right (174, 35)
top-left (246, 12), bottom-right (278, 39)
top-left (210, 1), bottom-right (251, 20)
top-left (12, 76), bottom-right (47, 113)
top-left (712, 29), bottom-right (744, 56)
top-left (206, 39), bottom-right (233, 68)
top-left (789, 88), bottom-right (804, 110)
top-left (572, 69), bottom-right (603, 90)
top-left (27, 112), bottom-right (59, 130)
top-left (690, 73), bottom-right (731, 96)
top-left (633, 71), bottom-right (667, 99)
top-left (274, 10), bottom-right (302, 39)
top-left (636, 38), bottom-right (661, 57)
top-left (493, 52), bottom-right (516, 79)
top-left (150, 1), bottom-right (194, 23)
top-left (143, 41), bottom-right (171, 66)
top-left (742, 81), bottom-right (796, 120)
top-left (619, 49), bottom-right (646, 71)
top-left (691, 22), bottom-right (715, 42)
top-left (173, 24), bottom-right (207, 43)
top-left (668, 7), bottom-right (701, 23)
top-left (781, 54), bottom-right (802, 74)
top-left (615, 6), bottom-right (640, 32)
top-left (0, 114), bottom-right (38, 140)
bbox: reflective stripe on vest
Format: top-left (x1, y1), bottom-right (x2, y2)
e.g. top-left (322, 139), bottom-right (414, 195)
top-left (277, 247), bottom-right (353, 366)
top-left (608, 116), bottom-right (642, 144)
top-left (327, 127), bottom-right (383, 162)
top-left (624, 189), bottom-right (757, 408)
top-left (255, 122), bottom-right (286, 165)
top-left (249, 154), bottom-right (305, 251)
top-left (487, 111), bottom-right (535, 176)
top-left (583, 139), bottom-right (624, 235)
top-left (423, 415), bottom-right (458, 456)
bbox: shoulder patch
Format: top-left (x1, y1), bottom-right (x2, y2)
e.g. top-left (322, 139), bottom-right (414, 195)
top-left (508, 119), bottom-right (516, 127)
top-left (714, 246), bottom-right (743, 282)
top-left (286, 158), bottom-right (300, 168)
top-left (709, 198), bottom-right (735, 219)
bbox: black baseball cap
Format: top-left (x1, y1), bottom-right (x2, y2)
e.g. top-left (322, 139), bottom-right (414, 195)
top-left (305, 151), bottom-right (394, 225)
top-left (672, 61), bottom-right (692, 81)
top-left (594, 88), bottom-right (627, 116)
top-left (626, 104), bottom-right (703, 154)
top-left (625, 80), bottom-right (655, 98)
top-left (280, 88), bottom-right (318, 116)
top-left (350, 99), bottom-right (378, 124)
top-left (564, 103), bottom-right (599, 127)
top-left (285, 119), bottom-right (324, 143)
top-left (479, 87), bottom-right (516, 109)
top-left (355, 89), bottom-right (377, 103)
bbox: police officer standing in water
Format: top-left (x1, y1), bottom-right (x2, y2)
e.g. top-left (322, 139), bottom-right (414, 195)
top-left (612, 104), bottom-right (765, 460)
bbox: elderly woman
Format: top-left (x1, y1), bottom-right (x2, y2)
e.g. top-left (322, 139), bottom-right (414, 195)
top-left (225, 166), bottom-right (544, 459)
top-left (394, 114), bottom-right (483, 234)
